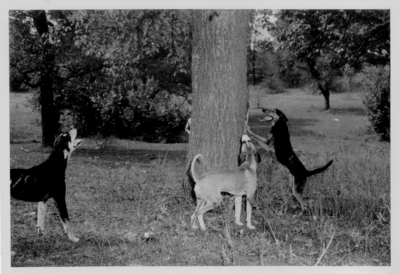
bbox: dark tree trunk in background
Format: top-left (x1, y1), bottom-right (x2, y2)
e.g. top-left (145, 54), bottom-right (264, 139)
top-left (185, 10), bottom-right (249, 195)
top-left (306, 57), bottom-right (331, 110)
top-left (40, 74), bottom-right (59, 147)
top-left (318, 83), bottom-right (331, 110)
top-left (31, 10), bottom-right (59, 146)
top-left (252, 46), bottom-right (256, 85)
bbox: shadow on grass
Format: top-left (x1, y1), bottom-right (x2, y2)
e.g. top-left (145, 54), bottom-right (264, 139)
top-left (75, 147), bottom-right (187, 165)
top-left (329, 107), bottom-right (366, 116)
top-left (10, 140), bottom-right (40, 145)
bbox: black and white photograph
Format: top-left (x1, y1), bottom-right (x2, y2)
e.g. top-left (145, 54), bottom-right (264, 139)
top-left (2, 0), bottom-right (397, 272)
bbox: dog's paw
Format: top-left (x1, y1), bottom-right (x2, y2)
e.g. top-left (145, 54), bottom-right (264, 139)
top-left (235, 221), bottom-right (244, 226)
top-left (36, 226), bottom-right (44, 236)
top-left (246, 224), bottom-right (256, 230)
top-left (191, 224), bottom-right (199, 230)
top-left (68, 235), bottom-right (79, 243)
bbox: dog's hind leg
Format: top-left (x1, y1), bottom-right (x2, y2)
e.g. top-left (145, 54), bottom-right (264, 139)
top-left (280, 175), bottom-right (295, 213)
top-left (234, 196), bottom-right (244, 226)
top-left (191, 199), bottom-right (205, 229)
top-left (53, 196), bottom-right (79, 242)
top-left (36, 201), bottom-right (47, 235)
top-left (196, 200), bottom-right (217, 231)
top-left (292, 177), bottom-right (306, 212)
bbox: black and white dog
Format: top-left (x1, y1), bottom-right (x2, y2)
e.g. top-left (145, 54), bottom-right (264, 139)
top-left (10, 127), bottom-right (82, 242)
top-left (259, 108), bottom-right (333, 212)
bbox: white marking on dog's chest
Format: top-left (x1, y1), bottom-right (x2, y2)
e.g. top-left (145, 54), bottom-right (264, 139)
top-left (63, 149), bottom-right (70, 159)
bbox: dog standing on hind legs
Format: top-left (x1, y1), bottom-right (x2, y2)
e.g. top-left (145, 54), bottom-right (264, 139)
top-left (260, 108), bottom-right (333, 212)
top-left (10, 127), bottom-right (82, 242)
top-left (190, 134), bottom-right (261, 231)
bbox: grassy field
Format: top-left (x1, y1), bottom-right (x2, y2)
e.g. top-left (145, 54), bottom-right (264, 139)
top-left (9, 87), bottom-right (390, 267)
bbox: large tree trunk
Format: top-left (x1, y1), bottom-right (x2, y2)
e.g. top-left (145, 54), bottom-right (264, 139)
top-left (31, 10), bottom-right (59, 147)
top-left (185, 10), bottom-right (249, 196)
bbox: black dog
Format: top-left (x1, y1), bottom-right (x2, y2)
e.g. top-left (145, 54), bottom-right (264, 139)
top-left (10, 127), bottom-right (82, 242)
top-left (262, 108), bottom-right (333, 211)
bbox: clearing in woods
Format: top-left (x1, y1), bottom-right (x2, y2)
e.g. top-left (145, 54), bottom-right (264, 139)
top-left (8, 87), bottom-right (390, 266)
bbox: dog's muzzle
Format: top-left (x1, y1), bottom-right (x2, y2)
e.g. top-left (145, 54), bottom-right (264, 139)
top-left (241, 134), bottom-right (251, 147)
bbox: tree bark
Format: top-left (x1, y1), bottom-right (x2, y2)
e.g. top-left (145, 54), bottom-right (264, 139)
top-left (40, 74), bottom-right (59, 147)
top-left (31, 10), bottom-right (59, 146)
top-left (318, 83), bottom-right (331, 110)
top-left (252, 48), bottom-right (256, 85)
top-left (186, 10), bottom-right (249, 195)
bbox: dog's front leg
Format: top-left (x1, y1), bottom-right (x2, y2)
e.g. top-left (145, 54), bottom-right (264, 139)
top-left (246, 197), bottom-right (255, 230)
top-left (234, 196), bottom-right (244, 226)
top-left (53, 196), bottom-right (79, 242)
top-left (36, 201), bottom-right (47, 235)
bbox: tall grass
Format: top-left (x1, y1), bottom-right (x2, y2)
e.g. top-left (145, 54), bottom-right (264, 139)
top-left (255, 143), bottom-right (390, 264)
top-left (10, 90), bottom-right (390, 266)
top-left (11, 141), bottom-right (390, 266)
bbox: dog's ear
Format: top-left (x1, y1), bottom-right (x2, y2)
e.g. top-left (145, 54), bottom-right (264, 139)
top-left (255, 151), bottom-right (261, 163)
top-left (238, 152), bottom-right (247, 166)
top-left (274, 109), bottom-right (288, 122)
top-left (53, 134), bottom-right (61, 148)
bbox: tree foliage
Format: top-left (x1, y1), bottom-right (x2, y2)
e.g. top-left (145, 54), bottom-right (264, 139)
top-left (10, 10), bottom-right (193, 142)
top-left (70, 10), bottom-right (192, 100)
top-left (264, 10), bottom-right (390, 109)
top-left (363, 66), bottom-right (390, 141)
top-left (68, 10), bottom-right (193, 141)
top-left (10, 10), bottom-right (80, 145)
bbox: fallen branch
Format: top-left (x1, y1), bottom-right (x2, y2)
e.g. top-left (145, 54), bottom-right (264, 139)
top-left (256, 207), bottom-right (278, 244)
top-left (315, 228), bottom-right (336, 266)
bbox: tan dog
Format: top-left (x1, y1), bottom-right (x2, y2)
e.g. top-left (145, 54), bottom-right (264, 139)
top-left (190, 134), bottom-right (261, 231)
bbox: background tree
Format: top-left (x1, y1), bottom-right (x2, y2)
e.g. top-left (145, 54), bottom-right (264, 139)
top-left (69, 10), bottom-right (192, 141)
top-left (363, 65), bottom-right (390, 141)
top-left (10, 10), bottom-right (105, 146)
top-left (187, 10), bottom-right (249, 185)
top-left (264, 10), bottom-right (390, 109)
top-left (71, 10), bottom-right (192, 101)
top-left (10, 10), bottom-right (193, 143)
top-left (10, 10), bottom-right (60, 146)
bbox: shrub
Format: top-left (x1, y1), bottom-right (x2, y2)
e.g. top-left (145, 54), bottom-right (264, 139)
top-left (261, 75), bottom-right (285, 94)
top-left (78, 77), bottom-right (190, 142)
top-left (30, 74), bottom-right (191, 143)
top-left (362, 66), bottom-right (390, 141)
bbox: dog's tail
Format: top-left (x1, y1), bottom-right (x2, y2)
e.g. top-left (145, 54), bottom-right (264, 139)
top-left (307, 160), bottom-right (333, 177)
top-left (191, 154), bottom-right (203, 184)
